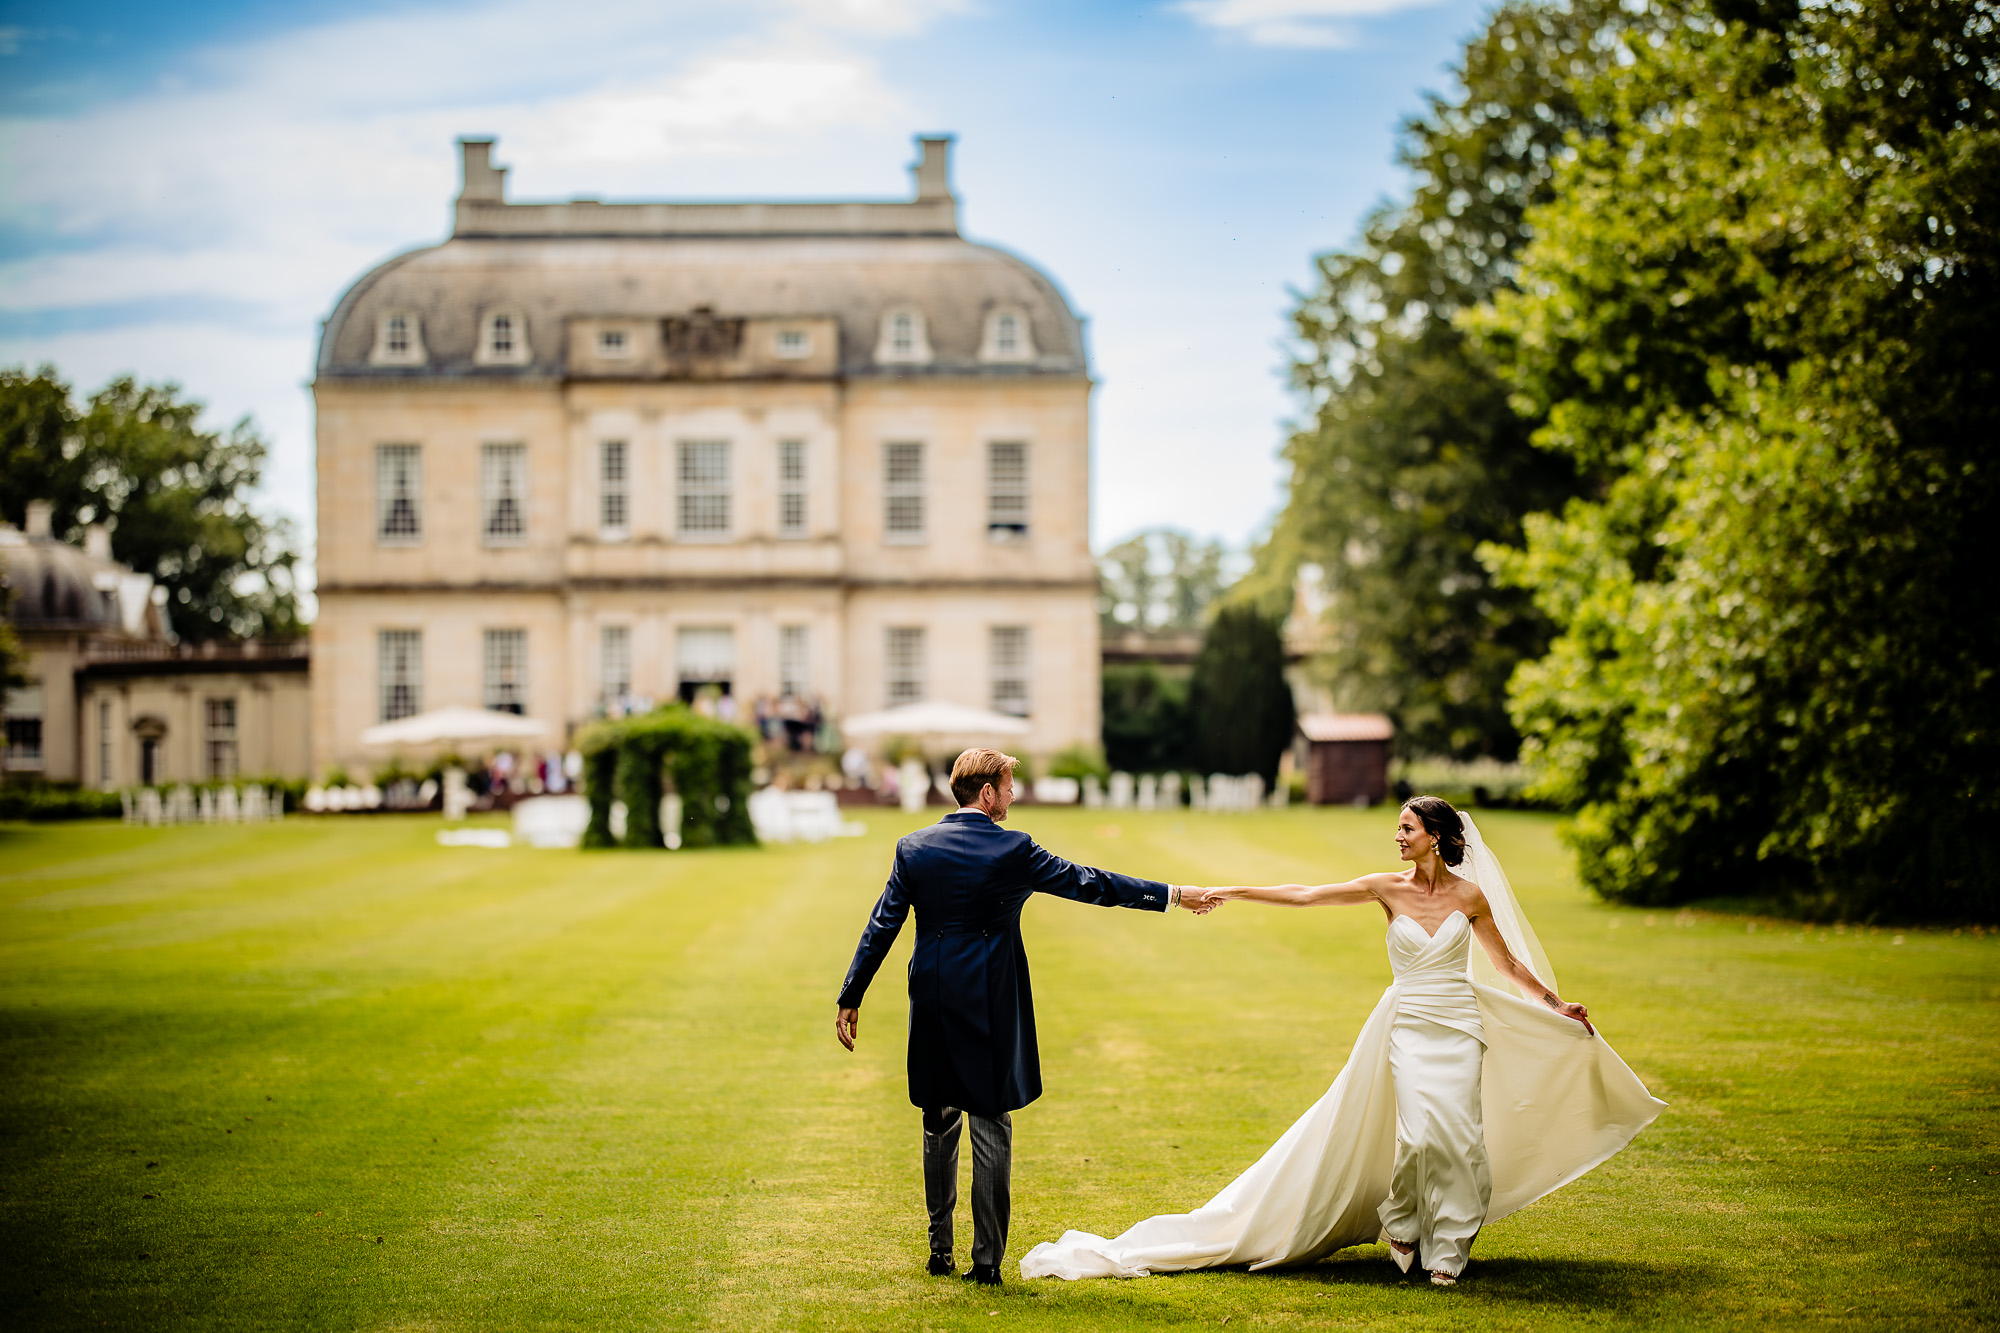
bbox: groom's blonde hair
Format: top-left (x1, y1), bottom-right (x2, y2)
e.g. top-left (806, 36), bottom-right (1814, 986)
top-left (950, 748), bottom-right (1019, 806)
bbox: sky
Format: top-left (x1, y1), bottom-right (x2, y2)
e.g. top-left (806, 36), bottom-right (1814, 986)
top-left (0, 0), bottom-right (1494, 587)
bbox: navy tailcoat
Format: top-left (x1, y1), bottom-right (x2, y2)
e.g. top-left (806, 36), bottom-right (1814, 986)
top-left (836, 810), bottom-right (1170, 1119)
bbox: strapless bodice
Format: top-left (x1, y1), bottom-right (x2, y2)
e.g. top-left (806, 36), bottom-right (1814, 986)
top-left (1386, 911), bottom-right (1483, 1042)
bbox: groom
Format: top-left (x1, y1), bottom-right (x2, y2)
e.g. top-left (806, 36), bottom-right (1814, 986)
top-left (835, 747), bottom-right (1202, 1285)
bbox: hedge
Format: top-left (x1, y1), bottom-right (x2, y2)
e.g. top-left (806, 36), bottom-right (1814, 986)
top-left (576, 704), bottom-right (758, 850)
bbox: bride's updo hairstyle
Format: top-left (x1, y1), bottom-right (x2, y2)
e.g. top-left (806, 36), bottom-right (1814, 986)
top-left (1402, 795), bottom-right (1468, 867)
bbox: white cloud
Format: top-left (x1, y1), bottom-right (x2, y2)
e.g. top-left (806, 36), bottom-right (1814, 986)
top-left (1172, 0), bottom-right (1440, 48)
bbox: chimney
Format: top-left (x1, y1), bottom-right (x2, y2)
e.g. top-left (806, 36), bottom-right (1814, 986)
top-left (911, 135), bottom-right (955, 201)
top-left (86, 524), bottom-right (111, 561)
top-left (25, 499), bottom-right (52, 539)
top-left (459, 137), bottom-right (507, 203)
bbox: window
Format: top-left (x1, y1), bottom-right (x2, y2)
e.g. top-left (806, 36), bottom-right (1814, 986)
top-left (885, 627), bottom-right (925, 706)
top-left (371, 311), bottom-right (424, 366)
top-left (875, 308), bottom-right (931, 364)
top-left (376, 444), bottom-right (422, 543)
top-left (205, 698), bottom-right (238, 779)
top-left (378, 631), bottom-right (422, 722)
top-left (884, 442), bottom-right (925, 541)
top-left (677, 440), bottom-right (731, 537)
top-left (779, 625), bottom-right (810, 698)
top-left (980, 307), bottom-right (1035, 362)
top-left (601, 625), bottom-right (632, 709)
top-left (773, 328), bottom-right (811, 359)
top-left (3, 680), bottom-right (44, 770)
top-left (988, 441), bottom-right (1029, 540)
top-left (477, 310), bottom-right (530, 366)
top-left (597, 329), bottom-right (630, 358)
top-left (599, 441), bottom-right (629, 538)
top-left (482, 443), bottom-right (527, 542)
top-left (990, 626), bottom-right (1030, 718)
top-left (777, 440), bottom-right (807, 538)
top-left (484, 629), bottom-right (527, 714)
top-left (99, 698), bottom-right (112, 786)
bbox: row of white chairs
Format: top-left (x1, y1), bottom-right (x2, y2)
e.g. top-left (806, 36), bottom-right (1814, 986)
top-left (121, 785), bottom-right (286, 825)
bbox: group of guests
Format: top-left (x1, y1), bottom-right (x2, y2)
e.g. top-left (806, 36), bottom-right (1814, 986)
top-left (750, 693), bottom-right (827, 752)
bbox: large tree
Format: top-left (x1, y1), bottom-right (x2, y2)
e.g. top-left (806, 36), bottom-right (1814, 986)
top-left (1475, 0), bottom-right (2000, 919)
top-left (1187, 605), bottom-right (1296, 786)
top-left (1098, 528), bottom-right (1227, 636)
top-left (0, 368), bottom-right (304, 641)
top-left (1249, 0), bottom-right (1665, 760)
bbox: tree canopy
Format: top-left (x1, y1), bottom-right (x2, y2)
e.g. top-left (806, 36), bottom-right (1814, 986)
top-left (1187, 605), bottom-right (1297, 786)
top-left (0, 367), bottom-right (304, 641)
top-left (1247, 0), bottom-right (1663, 760)
top-left (1472, 0), bottom-right (1999, 919)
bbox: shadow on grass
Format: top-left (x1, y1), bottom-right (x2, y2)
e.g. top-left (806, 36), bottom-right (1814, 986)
top-left (1164, 1251), bottom-right (1718, 1307)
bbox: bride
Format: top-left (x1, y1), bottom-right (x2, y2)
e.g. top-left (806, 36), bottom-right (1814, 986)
top-left (1020, 797), bottom-right (1664, 1286)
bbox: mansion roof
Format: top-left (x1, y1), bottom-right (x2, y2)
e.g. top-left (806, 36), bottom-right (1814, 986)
top-left (317, 137), bottom-right (1088, 384)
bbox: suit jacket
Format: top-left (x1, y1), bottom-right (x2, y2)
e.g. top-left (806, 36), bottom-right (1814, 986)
top-left (837, 809), bottom-right (1170, 1118)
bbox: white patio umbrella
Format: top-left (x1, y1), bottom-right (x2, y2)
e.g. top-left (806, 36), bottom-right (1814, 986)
top-left (838, 700), bottom-right (1032, 739)
top-left (359, 706), bottom-right (551, 748)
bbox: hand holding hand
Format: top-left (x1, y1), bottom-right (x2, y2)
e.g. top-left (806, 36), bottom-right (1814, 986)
top-left (835, 1006), bottom-right (860, 1051)
top-left (1179, 887), bottom-right (1225, 915)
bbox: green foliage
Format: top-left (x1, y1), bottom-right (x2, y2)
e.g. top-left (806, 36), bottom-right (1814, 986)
top-left (1187, 605), bottom-right (1296, 785)
top-left (1246, 1), bottom-right (1662, 759)
top-left (0, 783), bottom-right (122, 821)
top-left (1474, 0), bottom-right (2000, 920)
top-left (1044, 742), bottom-right (1110, 782)
top-left (0, 366), bottom-right (303, 641)
top-left (1098, 528), bottom-right (1228, 634)
top-left (577, 704), bottom-right (758, 850)
top-left (1101, 663), bottom-right (1191, 773)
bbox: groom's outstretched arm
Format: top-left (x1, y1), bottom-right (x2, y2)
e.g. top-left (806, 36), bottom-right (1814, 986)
top-left (1020, 839), bottom-right (1172, 912)
top-left (836, 845), bottom-right (913, 1017)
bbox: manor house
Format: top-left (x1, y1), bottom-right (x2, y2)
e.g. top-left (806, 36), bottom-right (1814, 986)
top-left (312, 136), bottom-right (1099, 775)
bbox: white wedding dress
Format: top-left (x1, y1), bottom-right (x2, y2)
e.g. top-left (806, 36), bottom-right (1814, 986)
top-left (1020, 814), bottom-right (1665, 1281)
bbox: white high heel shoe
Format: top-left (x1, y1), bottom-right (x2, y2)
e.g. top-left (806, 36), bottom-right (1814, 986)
top-left (1429, 1269), bottom-right (1457, 1287)
top-left (1388, 1239), bottom-right (1415, 1274)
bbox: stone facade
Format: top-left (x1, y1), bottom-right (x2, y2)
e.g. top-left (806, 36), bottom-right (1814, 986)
top-left (1, 503), bottom-right (310, 787)
top-left (312, 136), bottom-right (1099, 776)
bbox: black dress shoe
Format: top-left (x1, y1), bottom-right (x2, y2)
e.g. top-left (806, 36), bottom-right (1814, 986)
top-left (962, 1263), bottom-right (1002, 1286)
top-left (927, 1253), bottom-right (954, 1277)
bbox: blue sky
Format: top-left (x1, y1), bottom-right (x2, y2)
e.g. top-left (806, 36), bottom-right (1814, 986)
top-left (0, 0), bottom-right (1493, 583)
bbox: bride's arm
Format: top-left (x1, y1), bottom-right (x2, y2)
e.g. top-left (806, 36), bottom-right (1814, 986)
top-left (1468, 908), bottom-right (1594, 1034)
top-left (1199, 873), bottom-right (1387, 909)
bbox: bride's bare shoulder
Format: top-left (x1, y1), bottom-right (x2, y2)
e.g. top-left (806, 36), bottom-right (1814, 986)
top-left (1452, 876), bottom-right (1490, 915)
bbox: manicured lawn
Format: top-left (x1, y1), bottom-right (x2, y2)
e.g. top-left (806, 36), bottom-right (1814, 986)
top-left (0, 808), bottom-right (1994, 1331)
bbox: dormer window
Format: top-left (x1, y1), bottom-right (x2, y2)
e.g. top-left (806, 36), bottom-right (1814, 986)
top-left (875, 307), bottom-right (932, 365)
top-left (369, 311), bottom-right (426, 366)
top-left (773, 328), bottom-right (811, 360)
top-left (476, 310), bottom-right (531, 366)
top-left (980, 307), bottom-right (1035, 363)
top-left (597, 329), bottom-right (630, 358)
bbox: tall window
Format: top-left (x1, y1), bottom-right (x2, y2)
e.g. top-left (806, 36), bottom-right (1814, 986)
top-left (205, 698), bottom-right (238, 779)
top-left (385, 315), bottom-right (411, 356)
top-left (779, 625), bottom-right (810, 698)
top-left (372, 312), bottom-right (423, 366)
top-left (478, 311), bottom-right (529, 366)
top-left (599, 440), bottom-right (629, 538)
top-left (491, 314), bottom-right (514, 356)
top-left (994, 314), bottom-right (1019, 355)
top-left (482, 443), bottom-right (527, 542)
top-left (990, 626), bottom-right (1031, 717)
top-left (600, 625), bottom-right (632, 709)
top-left (677, 440), bottom-right (731, 537)
top-left (376, 444), bottom-right (422, 542)
top-left (378, 631), bottom-right (421, 722)
top-left (876, 308), bottom-right (931, 364)
top-left (484, 629), bottom-right (527, 714)
top-left (3, 680), bottom-right (44, 770)
top-left (988, 441), bottom-right (1029, 541)
top-left (98, 698), bottom-right (112, 786)
top-left (885, 627), bottom-right (925, 706)
top-left (777, 439), bottom-right (807, 538)
top-left (884, 442), bottom-right (925, 541)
